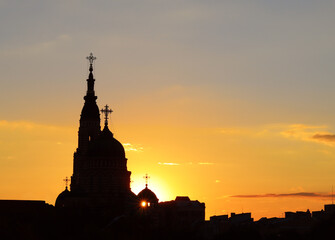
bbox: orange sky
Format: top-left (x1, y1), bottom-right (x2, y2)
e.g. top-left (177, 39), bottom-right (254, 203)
top-left (1, 113), bottom-right (335, 220)
top-left (1, 1), bottom-right (335, 220)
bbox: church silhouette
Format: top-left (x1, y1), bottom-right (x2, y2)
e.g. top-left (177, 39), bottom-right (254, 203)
top-left (55, 53), bottom-right (205, 224)
top-left (0, 54), bottom-right (205, 239)
top-left (55, 53), bottom-right (139, 216)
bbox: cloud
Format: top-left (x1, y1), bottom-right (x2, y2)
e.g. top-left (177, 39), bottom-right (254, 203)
top-left (0, 120), bottom-right (75, 150)
top-left (230, 192), bottom-right (332, 199)
top-left (157, 162), bottom-right (213, 166)
top-left (220, 128), bottom-right (254, 136)
top-left (280, 124), bottom-right (327, 139)
top-left (312, 134), bottom-right (335, 143)
top-left (3, 34), bottom-right (72, 57)
top-left (218, 124), bottom-right (335, 147)
top-left (158, 162), bottom-right (180, 166)
top-left (122, 143), bottom-right (144, 152)
top-left (1, 156), bottom-right (15, 160)
top-left (278, 124), bottom-right (335, 146)
top-left (0, 120), bottom-right (36, 130)
top-left (0, 120), bottom-right (71, 132)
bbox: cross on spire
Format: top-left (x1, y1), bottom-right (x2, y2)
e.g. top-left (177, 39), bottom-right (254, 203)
top-left (144, 174), bottom-right (150, 188)
top-left (86, 53), bottom-right (96, 65)
top-left (101, 104), bottom-right (113, 127)
top-left (63, 176), bottom-right (70, 190)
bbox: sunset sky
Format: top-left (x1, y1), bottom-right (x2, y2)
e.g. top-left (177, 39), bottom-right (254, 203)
top-left (1, 0), bottom-right (335, 220)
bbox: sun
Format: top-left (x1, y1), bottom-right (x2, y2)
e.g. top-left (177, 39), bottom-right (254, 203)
top-left (131, 174), bottom-right (173, 202)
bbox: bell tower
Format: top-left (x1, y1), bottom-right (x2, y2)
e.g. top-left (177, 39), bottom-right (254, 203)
top-left (77, 53), bottom-right (101, 153)
top-left (71, 53), bottom-right (101, 192)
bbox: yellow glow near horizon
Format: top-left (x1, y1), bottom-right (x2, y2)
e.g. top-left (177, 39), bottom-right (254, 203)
top-left (130, 173), bottom-right (173, 202)
top-left (0, 119), bottom-right (334, 220)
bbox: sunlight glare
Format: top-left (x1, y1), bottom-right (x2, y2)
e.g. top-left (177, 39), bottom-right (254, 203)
top-left (131, 174), bottom-right (173, 201)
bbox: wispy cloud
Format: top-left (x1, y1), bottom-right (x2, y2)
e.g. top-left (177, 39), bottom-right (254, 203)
top-left (219, 124), bottom-right (335, 147)
top-left (280, 124), bottom-right (327, 139)
top-left (3, 34), bottom-right (72, 57)
top-left (0, 120), bottom-right (37, 130)
top-left (1, 156), bottom-right (15, 160)
top-left (157, 162), bottom-right (213, 166)
top-left (230, 192), bottom-right (332, 199)
top-left (158, 162), bottom-right (180, 166)
top-left (312, 134), bottom-right (335, 143)
top-left (122, 143), bottom-right (144, 152)
top-left (0, 120), bottom-right (71, 131)
top-left (220, 128), bottom-right (254, 136)
top-left (278, 124), bottom-right (335, 146)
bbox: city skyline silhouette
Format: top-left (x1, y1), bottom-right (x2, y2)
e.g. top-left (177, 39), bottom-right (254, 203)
top-left (1, 1), bottom-right (335, 223)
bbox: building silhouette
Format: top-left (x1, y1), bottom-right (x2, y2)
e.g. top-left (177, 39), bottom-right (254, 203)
top-left (55, 53), bottom-right (137, 217)
top-left (54, 53), bottom-right (205, 227)
top-left (137, 174), bottom-right (159, 208)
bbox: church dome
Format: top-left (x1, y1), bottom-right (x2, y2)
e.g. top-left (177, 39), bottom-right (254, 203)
top-left (88, 126), bottom-right (125, 159)
top-left (138, 187), bottom-right (159, 204)
top-left (55, 187), bottom-right (71, 208)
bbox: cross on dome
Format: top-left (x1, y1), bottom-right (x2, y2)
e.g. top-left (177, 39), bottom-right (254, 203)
top-left (144, 174), bottom-right (150, 188)
top-left (63, 176), bottom-right (70, 190)
top-left (101, 105), bottom-right (113, 127)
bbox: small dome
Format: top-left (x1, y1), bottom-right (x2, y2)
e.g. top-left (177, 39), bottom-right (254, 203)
top-left (138, 187), bottom-right (159, 204)
top-left (55, 188), bottom-right (71, 207)
top-left (88, 126), bottom-right (125, 159)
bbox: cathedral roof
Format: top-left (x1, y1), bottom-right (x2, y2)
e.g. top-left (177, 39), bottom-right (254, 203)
top-left (55, 187), bottom-right (71, 207)
top-left (138, 186), bottom-right (159, 204)
top-left (87, 126), bottom-right (125, 158)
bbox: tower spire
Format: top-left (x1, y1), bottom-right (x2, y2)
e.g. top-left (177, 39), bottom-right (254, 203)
top-left (78, 53), bottom-right (101, 151)
top-left (85, 53), bottom-right (97, 98)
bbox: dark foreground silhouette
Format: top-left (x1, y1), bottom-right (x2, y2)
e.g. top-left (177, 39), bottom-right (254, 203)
top-left (1, 200), bottom-right (335, 240)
